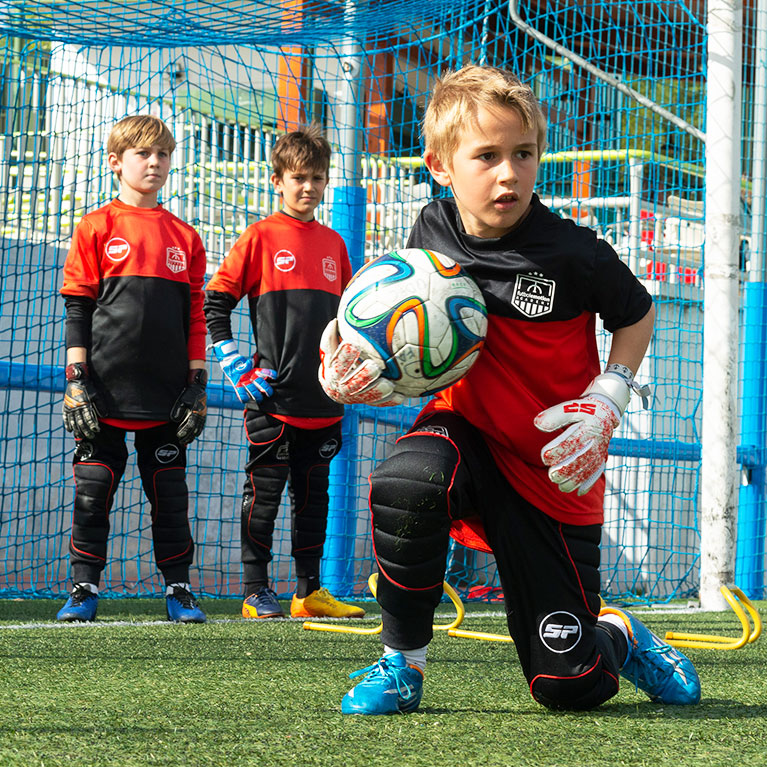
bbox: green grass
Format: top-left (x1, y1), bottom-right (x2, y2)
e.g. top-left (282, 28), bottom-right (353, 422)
top-left (0, 599), bottom-right (765, 767)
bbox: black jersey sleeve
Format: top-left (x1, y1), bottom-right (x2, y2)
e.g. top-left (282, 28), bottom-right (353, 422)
top-left (64, 295), bottom-right (96, 349)
top-left (589, 240), bottom-right (653, 332)
top-left (203, 290), bottom-right (239, 344)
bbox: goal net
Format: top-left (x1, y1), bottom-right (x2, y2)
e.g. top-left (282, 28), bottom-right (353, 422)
top-left (0, 0), bottom-right (762, 603)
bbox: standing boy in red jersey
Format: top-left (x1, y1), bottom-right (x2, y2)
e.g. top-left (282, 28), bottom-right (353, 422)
top-left (319, 66), bottom-right (701, 714)
top-left (58, 114), bottom-right (208, 623)
top-left (204, 125), bottom-right (364, 620)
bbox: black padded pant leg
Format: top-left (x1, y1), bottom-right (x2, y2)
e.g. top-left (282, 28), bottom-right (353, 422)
top-left (372, 425), bottom-right (475, 649)
top-left (287, 421), bottom-right (342, 579)
top-left (69, 424), bottom-right (128, 585)
top-left (240, 409), bottom-right (290, 588)
top-left (135, 423), bottom-right (192, 584)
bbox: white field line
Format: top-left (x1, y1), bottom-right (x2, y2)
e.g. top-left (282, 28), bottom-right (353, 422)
top-left (0, 605), bottom-right (707, 631)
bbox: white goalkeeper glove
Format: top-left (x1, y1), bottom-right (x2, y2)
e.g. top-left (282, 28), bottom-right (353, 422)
top-left (318, 318), bottom-right (404, 407)
top-left (534, 371), bottom-right (631, 496)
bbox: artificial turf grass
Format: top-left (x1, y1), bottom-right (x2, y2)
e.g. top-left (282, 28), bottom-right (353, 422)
top-left (0, 601), bottom-right (765, 767)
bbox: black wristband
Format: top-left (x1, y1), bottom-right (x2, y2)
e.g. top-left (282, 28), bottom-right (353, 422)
top-left (188, 368), bottom-right (208, 387)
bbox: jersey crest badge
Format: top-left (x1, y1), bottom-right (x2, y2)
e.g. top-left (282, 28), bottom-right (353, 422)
top-left (511, 273), bottom-right (556, 318)
top-left (166, 247), bottom-right (187, 274)
top-left (322, 256), bottom-right (337, 282)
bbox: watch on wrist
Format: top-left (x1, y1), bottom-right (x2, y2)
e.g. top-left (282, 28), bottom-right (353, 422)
top-left (65, 362), bottom-right (89, 382)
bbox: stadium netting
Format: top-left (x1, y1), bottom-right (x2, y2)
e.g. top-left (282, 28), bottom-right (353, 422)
top-left (0, 0), bottom-right (764, 603)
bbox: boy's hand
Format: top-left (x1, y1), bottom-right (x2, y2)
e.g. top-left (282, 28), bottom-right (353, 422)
top-left (212, 339), bottom-right (277, 404)
top-left (63, 362), bottom-right (102, 440)
top-left (534, 373), bottom-right (631, 496)
top-left (318, 319), bottom-right (404, 407)
top-left (170, 369), bottom-right (208, 445)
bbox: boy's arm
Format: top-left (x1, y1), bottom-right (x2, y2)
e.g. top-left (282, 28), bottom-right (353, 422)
top-left (203, 234), bottom-right (275, 405)
top-left (606, 304), bottom-right (655, 374)
top-left (61, 295), bottom-right (102, 439)
top-left (535, 305), bottom-right (655, 496)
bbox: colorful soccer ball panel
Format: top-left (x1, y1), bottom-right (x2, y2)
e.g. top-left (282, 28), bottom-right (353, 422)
top-left (336, 248), bottom-right (488, 398)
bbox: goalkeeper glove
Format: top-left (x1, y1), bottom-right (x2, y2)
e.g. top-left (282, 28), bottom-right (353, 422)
top-left (318, 318), bottom-right (403, 407)
top-left (170, 368), bottom-right (208, 445)
top-left (63, 362), bottom-right (103, 440)
top-left (212, 339), bottom-right (276, 404)
top-left (534, 371), bottom-right (631, 496)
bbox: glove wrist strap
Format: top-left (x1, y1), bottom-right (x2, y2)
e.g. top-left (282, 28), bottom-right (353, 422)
top-left (584, 373), bottom-right (631, 416)
top-left (65, 362), bottom-right (89, 382)
top-left (605, 363), bottom-right (652, 409)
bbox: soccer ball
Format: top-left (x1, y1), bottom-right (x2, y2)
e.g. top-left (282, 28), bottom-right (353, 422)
top-left (336, 248), bottom-right (488, 399)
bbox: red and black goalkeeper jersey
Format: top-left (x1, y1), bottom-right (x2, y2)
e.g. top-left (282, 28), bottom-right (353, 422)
top-left (408, 195), bottom-right (652, 526)
top-left (60, 199), bottom-right (207, 421)
top-left (204, 211), bottom-right (352, 418)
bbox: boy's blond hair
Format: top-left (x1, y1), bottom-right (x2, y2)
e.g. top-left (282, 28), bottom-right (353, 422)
top-left (423, 66), bottom-right (548, 164)
top-left (107, 115), bottom-right (176, 158)
top-left (271, 124), bottom-right (331, 178)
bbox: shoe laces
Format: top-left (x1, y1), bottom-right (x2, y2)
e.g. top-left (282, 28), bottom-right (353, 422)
top-left (256, 587), bottom-right (279, 603)
top-left (69, 585), bottom-right (95, 606)
top-left (312, 587), bottom-right (336, 604)
top-left (348, 657), bottom-right (418, 702)
top-left (170, 586), bottom-right (199, 609)
top-left (629, 640), bottom-right (679, 691)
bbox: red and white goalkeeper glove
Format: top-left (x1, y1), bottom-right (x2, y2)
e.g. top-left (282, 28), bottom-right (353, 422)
top-left (318, 319), bottom-right (404, 407)
top-left (534, 372), bottom-right (631, 496)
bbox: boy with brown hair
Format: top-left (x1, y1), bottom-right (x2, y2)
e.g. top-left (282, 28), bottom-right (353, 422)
top-left (319, 66), bottom-right (701, 714)
top-left (204, 124), bottom-right (364, 620)
top-left (58, 114), bottom-right (208, 623)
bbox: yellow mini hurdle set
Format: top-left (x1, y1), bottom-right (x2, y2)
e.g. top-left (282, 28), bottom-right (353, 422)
top-left (303, 576), bottom-right (762, 651)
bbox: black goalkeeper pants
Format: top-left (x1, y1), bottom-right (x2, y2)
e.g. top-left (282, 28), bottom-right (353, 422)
top-left (68, 421), bottom-right (194, 587)
top-left (371, 410), bottom-right (624, 711)
top-left (240, 409), bottom-right (342, 594)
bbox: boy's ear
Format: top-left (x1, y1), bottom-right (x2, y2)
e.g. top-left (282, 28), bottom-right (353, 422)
top-left (270, 172), bottom-right (283, 192)
top-left (424, 149), bottom-right (452, 188)
top-left (107, 151), bottom-right (122, 174)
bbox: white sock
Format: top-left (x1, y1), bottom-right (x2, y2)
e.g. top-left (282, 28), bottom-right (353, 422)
top-left (384, 644), bottom-right (428, 673)
top-left (598, 613), bottom-right (631, 664)
top-left (165, 582), bottom-right (192, 596)
top-left (75, 582), bottom-right (98, 595)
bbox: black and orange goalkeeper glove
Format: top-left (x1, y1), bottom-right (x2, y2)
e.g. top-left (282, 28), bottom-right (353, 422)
top-left (63, 362), bottom-right (103, 440)
top-left (171, 368), bottom-right (208, 445)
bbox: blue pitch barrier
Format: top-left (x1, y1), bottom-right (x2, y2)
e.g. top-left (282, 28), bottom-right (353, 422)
top-left (1, 358), bottom-right (764, 598)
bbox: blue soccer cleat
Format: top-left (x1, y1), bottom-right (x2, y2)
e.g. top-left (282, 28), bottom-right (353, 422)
top-left (341, 651), bottom-right (424, 715)
top-left (166, 585), bottom-right (207, 623)
top-left (56, 584), bottom-right (98, 622)
top-left (601, 607), bottom-right (701, 705)
top-left (242, 587), bottom-right (285, 619)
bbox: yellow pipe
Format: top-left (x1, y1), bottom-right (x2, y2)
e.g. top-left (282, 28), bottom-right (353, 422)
top-left (302, 573), bottom-right (466, 635)
top-left (665, 585), bottom-right (762, 650)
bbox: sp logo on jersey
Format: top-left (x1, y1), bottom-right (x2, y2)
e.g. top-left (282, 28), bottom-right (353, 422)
top-left (539, 611), bottom-right (582, 653)
top-left (105, 237), bottom-right (131, 262)
top-left (166, 247), bottom-right (187, 274)
top-left (511, 273), bottom-right (556, 318)
top-left (274, 250), bottom-right (297, 272)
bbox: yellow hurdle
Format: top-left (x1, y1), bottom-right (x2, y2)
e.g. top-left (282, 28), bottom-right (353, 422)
top-left (448, 628), bottom-right (513, 643)
top-left (302, 573), bottom-right (466, 635)
top-left (665, 585), bottom-right (762, 650)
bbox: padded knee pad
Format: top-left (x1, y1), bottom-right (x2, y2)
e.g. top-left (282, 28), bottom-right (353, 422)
top-left (370, 433), bottom-right (458, 589)
top-left (73, 461), bottom-right (122, 524)
top-left (141, 466), bottom-right (194, 569)
top-left (531, 663), bottom-right (619, 711)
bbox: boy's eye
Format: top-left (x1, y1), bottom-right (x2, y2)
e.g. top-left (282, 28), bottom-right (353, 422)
top-left (478, 151), bottom-right (496, 161)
